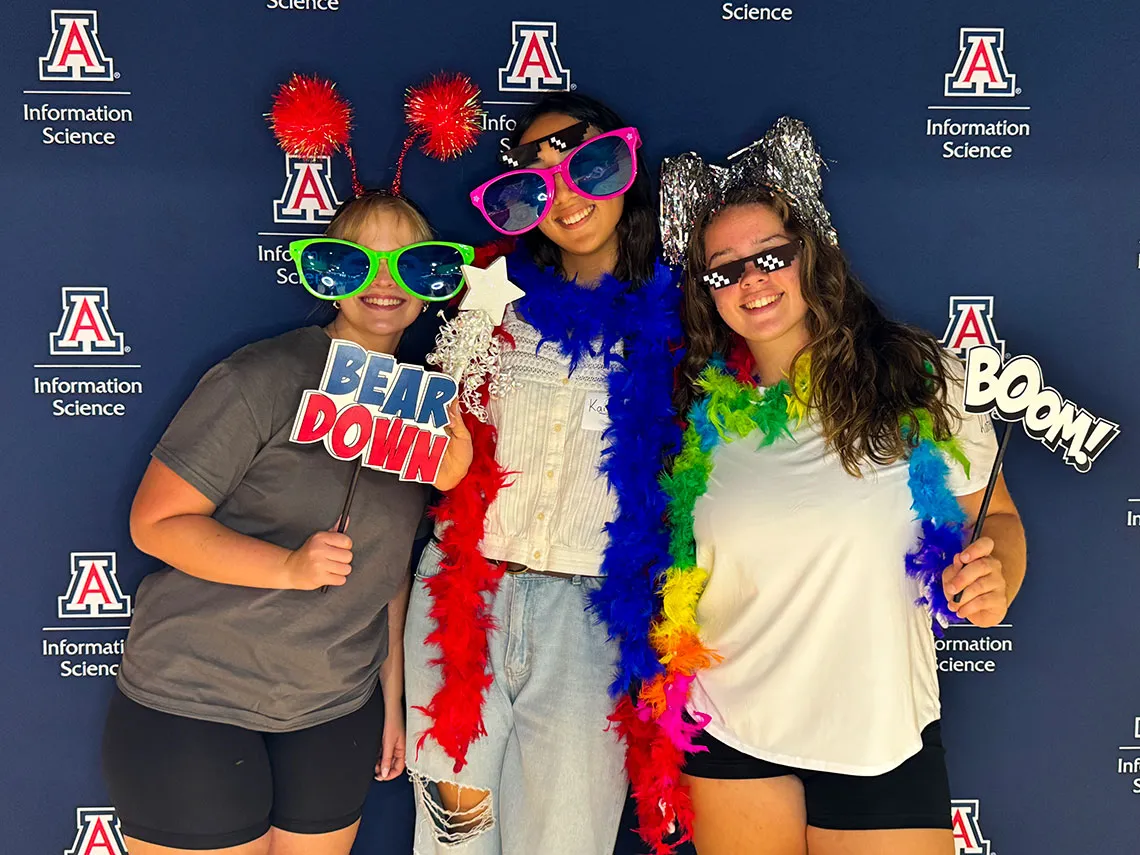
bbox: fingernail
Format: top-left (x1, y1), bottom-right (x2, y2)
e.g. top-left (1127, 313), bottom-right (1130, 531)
top-left (381, 765), bottom-right (389, 777)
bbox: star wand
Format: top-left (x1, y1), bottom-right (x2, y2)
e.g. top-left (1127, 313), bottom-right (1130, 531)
top-left (428, 256), bottom-right (525, 421)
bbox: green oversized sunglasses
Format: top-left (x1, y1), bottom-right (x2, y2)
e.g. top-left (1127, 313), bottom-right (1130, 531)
top-left (288, 238), bottom-right (476, 302)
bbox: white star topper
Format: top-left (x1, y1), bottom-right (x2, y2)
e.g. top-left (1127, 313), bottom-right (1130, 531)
top-left (458, 257), bottom-right (525, 325)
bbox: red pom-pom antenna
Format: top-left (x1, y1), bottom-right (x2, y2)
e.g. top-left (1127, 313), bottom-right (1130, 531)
top-left (393, 72), bottom-right (482, 195)
top-left (268, 74), bottom-right (362, 196)
top-left (268, 74), bottom-right (352, 158)
top-left (406, 72), bottom-right (482, 160)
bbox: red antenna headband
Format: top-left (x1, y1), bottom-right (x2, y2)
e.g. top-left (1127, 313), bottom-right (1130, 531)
top-left (267, 71), bottom-right (483, 199)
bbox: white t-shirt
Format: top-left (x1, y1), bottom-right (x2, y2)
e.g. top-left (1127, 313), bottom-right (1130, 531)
top-left (687, 358), bottom-right (998, 775)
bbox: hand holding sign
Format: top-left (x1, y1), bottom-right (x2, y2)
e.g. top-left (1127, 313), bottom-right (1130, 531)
top-left (291, 340), bottom-right (459, 592)
top-left (942, 536), bottom-right (1009, 626)
top-left (952, 344), bottom-right (1120, 605)
top-left (285, 528), bottom-right (354, 590)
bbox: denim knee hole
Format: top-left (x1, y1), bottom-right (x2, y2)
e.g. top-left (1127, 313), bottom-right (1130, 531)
top-left (409, 770), bottom-right (495, 847)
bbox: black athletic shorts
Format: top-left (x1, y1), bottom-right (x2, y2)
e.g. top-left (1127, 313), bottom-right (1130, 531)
top-left (683, 720), bottom-right (952, 831)
top-left (102, 685), bottom-right (385, 849)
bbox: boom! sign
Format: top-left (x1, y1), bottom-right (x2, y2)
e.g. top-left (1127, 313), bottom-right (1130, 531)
top-left (963, 345), bottom-right (1119, 473)
top-left (291, 340), bottom-right (458, 483)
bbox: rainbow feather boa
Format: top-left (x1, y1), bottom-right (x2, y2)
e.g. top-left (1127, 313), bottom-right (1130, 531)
top-left (634, 347), bottom-right (971, 842)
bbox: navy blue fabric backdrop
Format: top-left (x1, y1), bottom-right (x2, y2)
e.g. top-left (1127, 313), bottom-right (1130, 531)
top-left (2, 2), bottom-right (1138, 852)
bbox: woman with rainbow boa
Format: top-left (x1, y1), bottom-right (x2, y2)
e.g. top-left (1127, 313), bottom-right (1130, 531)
top-left (636, 118), bottom-right (1028, 855)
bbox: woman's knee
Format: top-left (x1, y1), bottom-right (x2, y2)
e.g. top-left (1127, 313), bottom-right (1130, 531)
top-left (267, 821), bottom-right (360, 855)
top-left (123, 832), bottom-right (271, 855)
top-left (410, 772), bottom-right (495, 845)
top-left (806, 827), bottom-right (953, 855)
top-left (684, 774), bottom-right (808, 855)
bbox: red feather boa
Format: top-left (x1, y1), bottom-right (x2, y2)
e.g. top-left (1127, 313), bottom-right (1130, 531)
top-left (412, 239), bottom-right (516, 771)
top-left (724, 334), bottom-right (757, 384)
top-left (612, 698), bottom-right (695, 854)
top-left (412, 404), bottom-right (509, 771)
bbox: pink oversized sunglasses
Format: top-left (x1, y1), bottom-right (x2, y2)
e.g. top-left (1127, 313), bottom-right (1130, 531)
top-left (469, 125), bottom-right (642, 235)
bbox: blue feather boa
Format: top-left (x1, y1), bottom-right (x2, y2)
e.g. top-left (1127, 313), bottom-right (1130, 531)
top-left (906, 439), bottom-right (968, 633)
top-left (506, 249), bottom-right (682, 695)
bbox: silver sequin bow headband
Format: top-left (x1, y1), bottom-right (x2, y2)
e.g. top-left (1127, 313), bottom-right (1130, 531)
top-left (659, 116), bottom-right (839, 266)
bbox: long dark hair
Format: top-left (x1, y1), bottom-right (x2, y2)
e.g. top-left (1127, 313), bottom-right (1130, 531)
top-left (677, 184), bottom-right (956, 476)
top-left (507, 92), bottom-right (657, 286)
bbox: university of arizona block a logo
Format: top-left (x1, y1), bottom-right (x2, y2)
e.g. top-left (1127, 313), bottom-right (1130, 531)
top-left (941, 296), bottom-right (1004, 358)
top-left (274, 155), bottom-right (341, 224)
top-left (65, 807), bottom-right (128, 855)
top-left (499, 22), bottom-right (571, 92)
top-left (945, 28), bottom-right (1017, 97)
top-left (951, 800), bottom-right (993, 854)
top-left (39, 10), bottom-right (115, 82)
top-left (50, 288), bottom-right (125, 356)
top-left (58, 553), bottom-right (131, 619)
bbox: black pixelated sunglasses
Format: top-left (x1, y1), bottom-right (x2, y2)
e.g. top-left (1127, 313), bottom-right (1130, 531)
top-left (497, 120), bottom-right (591, 169)
top-left (700, 239), bottom-right (802, 289)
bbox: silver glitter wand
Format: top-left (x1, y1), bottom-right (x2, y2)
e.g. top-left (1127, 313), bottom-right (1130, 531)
top-left (427, 257), bottom-right (524, 422)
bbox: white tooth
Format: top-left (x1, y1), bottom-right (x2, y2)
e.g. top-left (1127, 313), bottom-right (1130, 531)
top-left (561, 205), bottom-right (594, 225)
top-left (744, 294), bottom-right (780, 309)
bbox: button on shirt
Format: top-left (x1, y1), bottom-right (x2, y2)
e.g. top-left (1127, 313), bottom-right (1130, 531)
top-left (440, 305), bottom-right (617, 575)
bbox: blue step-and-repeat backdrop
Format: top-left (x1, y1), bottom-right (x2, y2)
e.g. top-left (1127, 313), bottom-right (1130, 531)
top-left (1, 1), bottom-right (1138, 853)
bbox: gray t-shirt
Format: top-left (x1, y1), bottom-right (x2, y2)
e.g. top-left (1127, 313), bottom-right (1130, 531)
top-left (117, 326), bottom-right (427, 732)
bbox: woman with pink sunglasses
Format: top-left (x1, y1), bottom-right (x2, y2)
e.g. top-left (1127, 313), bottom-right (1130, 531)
top-left (403, 93), bottom-right (682, 855)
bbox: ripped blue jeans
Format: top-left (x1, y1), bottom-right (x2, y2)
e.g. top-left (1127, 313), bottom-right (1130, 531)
top-left (404, 540), bottom-right (627, 855)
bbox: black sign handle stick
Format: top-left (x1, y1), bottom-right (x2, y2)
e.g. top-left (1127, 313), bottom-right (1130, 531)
top-left (321, 458), bottom-right (363, 594)
top-left (954, 420), bottom-right (1014, 603)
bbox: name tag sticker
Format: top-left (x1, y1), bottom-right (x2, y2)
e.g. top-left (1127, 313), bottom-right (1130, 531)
top-left (581, 396), bottom-right (610, 432)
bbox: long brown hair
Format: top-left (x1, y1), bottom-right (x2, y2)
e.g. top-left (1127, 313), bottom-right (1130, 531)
top-left (676, 184), bottom-right (956, 476)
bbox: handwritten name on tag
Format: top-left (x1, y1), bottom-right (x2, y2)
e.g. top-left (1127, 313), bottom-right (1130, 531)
top-left (581, 396), bottom-right (610, 432)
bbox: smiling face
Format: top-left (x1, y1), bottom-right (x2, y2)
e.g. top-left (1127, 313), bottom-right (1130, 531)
top-left (332, 210), bottom-right (425, 354)
top-left (519, 111), bottom-right (624, 273)
top-left (703, 203), bottom-right (811, 367)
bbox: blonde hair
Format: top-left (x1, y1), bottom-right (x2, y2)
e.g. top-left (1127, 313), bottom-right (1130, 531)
top-left (324, 192), bottom-right (433, 244)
